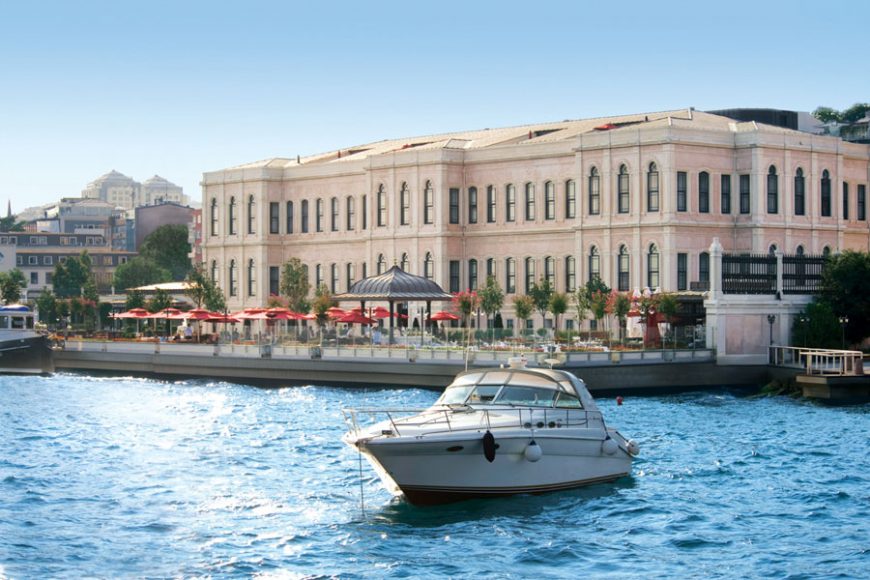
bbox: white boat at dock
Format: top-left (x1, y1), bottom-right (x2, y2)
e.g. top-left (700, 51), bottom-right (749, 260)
top-left (343, 357), bottom-right (638, 505)
top-left (0, 305), bottom-right (54, 375)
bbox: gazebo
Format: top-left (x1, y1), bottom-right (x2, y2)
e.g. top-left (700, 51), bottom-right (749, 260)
top-left (333, 265), bottom-right (453, 344)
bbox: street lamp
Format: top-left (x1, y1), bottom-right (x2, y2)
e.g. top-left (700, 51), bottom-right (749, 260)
top-left (798, 315), bottom-right (809, 348)
top-left (767, 314), bottom-right (776, 345)
top-left (838, 316), bottom-right (849, 349)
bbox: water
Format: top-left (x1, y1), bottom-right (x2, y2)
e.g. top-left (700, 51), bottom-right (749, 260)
top-left (1, 374), bottom-right (868, 579)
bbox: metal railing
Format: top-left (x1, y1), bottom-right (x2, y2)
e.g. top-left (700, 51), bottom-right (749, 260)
top-left (768, 345), bottom-right (864, 376)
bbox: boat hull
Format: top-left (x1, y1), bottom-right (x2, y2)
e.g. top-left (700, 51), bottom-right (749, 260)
top-left (0, 332), bottom-right (54, 375)
top-left (358, 432), bottom-right (632, 506)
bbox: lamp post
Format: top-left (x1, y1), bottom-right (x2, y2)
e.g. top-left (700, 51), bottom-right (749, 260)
top-left (798, 315), bottom-right (808, 347)
top-left (838, 316), bottom-right (849, 350)
top-left (767, 314), bottom-right (776, 364)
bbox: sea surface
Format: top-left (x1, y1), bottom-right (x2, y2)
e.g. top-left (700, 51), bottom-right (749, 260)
top-left (1, 373), bottom-right (868, 579)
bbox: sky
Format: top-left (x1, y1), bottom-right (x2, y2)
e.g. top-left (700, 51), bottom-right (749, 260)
top-left (1, 0), bottom-right (867, 213)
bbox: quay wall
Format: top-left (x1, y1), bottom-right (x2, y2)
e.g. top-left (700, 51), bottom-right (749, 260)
top-left (53, 341), bottom-right (776, 394)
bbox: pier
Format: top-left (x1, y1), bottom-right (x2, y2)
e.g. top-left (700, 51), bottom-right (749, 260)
top-left (769, 346), bottom-right (869, 403)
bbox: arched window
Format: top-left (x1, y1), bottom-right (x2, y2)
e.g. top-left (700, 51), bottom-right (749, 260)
top-left (468, 259), bottom-right (478, 290)
top-left (588, 167), bottom-right (600, 215)
top-left (699, 252), bottom-right (710, 289)
top-left (315, 264), bottom-right (323, 289)
top-left (767, 166), bottom-right (778, 214)
top-left (424, 252), bottom-right (434, 280)
top-left (331, 197), bottom-right (339, 231)
top-left (794, 168), bottom-right (805, 216)
top-left (796, 245), bottom-right (805, 255)
top-left (346, 196), bottom-right (355, 230)
top-left (300, 200), bottom-right (309, 233)
top-left (330, 263), bottom-right (339, 293)
top-left (228, 196), bottom-right (237, 235)
top-left (565, 180), bottom-right (576, 219)
top-left (843, 182), bottom-right (849, 220)
top-left (361, 195), bottom-right (368, 230)
top-left (346, 263), bottom-right (355, 290)
top-left (361, 262), bottom-right (367, 280)
top-left (210, 259), bottom-right (218, 283)
top-left (565, 256), bottom-right (576, 292)
top-left (588, 246), bottom-right (600, 282)
top-left (544, 181), bottom-right (555, 220)
top-left (821, 170), bottom-right (832, 217)
top-left (647, 163), bottom-right (659, 212)
top-left (544, 256), bottom-right (555, 287)
top-left (647, 244), bottom-right (660, 289)
top-left (505, 257), bottom-right (516, 293)
top-left (468, 186), bottom-right (478, 224)
top-left (699, 171), bottom-right (710, 213)
top-left (486, 258), bottom-right (496, 280)
top-left (486, 185), bottom-right (497, 223)
top-left (617, 164), bottom-right (629, 214)
top-left (769, 244), bottom-right (778, 255)
top-left (505, 184), bottom-right (516, 222)
top-left (524, 182), bottom-right (535, 221)
top-left (286, 201), bottom-right (294, 234)
top-left (247, 259), bottom-right (256, 297)
top-left (376, 184), bottom-right (387, 227)
top-left (796, 245), bottom-right (806, 286)
top-left (247, 195), bottom-right (256, 234)
top-left (400, 252), bottom-right (410, 272)
top-left (376, 253), bottom-right (386, 275)
top-left (315, 198), bottom-right (324, 232)
top-left (400, 182), bottom-right (410, 226)
top-left (617, 245), bottom-right (630, 291)
top-left (524, 257), bottom-right (536, 294)
top-left (423, 181), bottom-right (434, 225)
top-left (228, 259), bottom-right (237, 296)
top-left (822, 246), bottom-right (831, 257)
top-left (209, 198), bottom-right (218, 236)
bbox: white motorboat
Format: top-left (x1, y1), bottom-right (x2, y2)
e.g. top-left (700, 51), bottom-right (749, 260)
top-left (343, 357), bottom-right (638, 506)
top-left (0, 304), bottom-right (54, 375)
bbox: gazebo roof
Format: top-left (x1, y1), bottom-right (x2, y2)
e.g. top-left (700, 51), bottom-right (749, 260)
top-left (334, 266), bottom-right (453, 302)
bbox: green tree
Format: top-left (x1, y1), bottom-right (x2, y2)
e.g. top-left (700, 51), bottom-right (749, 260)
top-left (310, 284), bottom-right (335, 344)
top-left (572, 286), bottom-right (591, 339)
top-left (589, 290), bottom-right (609, 338)
top-left (125, 289), bottom-right (146, 310)
top-left (512, 294), bottom-right (534, 339)
top-left (478, 275), bottom-right (504, 343)
top-left (549, 292), bottom-right (569, 336)
top-left (812, 106), bottom-right (841, 123)
top-left (452, 290), bottom-right (479, 346)
top-left (36, 288), bottom-right (59, 326)
top-left (528, 278), bottom-right (554, 333)
top-left (52, 251), bottom-right (95, 298)
top-left (820, 250), bottom-right (870, 344)
top-left (0, 216), bottom-right (24, 232)
top-left (792, 301), bottom-right (840, 349)
top-left (185, 264), bottom-right (226, 312)
top-left (113, 256), bottom-right (171, 291)
top-left (139, 224), bottom-right (192, 280)
top-left (0, 268), bottom-right (26, 304)
top-left (657, 293), bottom-right (679, 349)
top-left (812, 103), bottom-right (870, 124)
top-left (147, 288), bottom-right (172, 313)
top-left (280, 257), bottom-right (311, 313)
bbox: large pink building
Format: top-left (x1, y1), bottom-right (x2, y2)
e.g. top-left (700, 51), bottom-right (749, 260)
top-left (201, 109), bottom-right (870, 328)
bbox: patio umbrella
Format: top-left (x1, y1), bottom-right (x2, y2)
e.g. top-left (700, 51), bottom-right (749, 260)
top-left (115, 307), bottom-right (150, 335)
top-left (337, 311), bottom-right (377, 345)
top-left (147, 308), bottom-right (183, 337)
top-left (181, 308), bottom-right (214, 341)
top-left (429, 311), bottom-right (459, 321)
top-left (327, 307), bottom-right (346, 319)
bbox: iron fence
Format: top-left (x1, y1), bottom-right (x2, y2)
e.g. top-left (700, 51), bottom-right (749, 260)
top-left (722, 254), bottom-right (776, 294)
top-left (782, 255), bottom-right (827, 295)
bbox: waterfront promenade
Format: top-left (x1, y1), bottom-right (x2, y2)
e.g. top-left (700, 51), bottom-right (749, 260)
top-left (53, 339), bottom-right (774, 393)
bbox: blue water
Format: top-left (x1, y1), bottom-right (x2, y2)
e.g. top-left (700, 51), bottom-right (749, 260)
top-left (1, 374), bottom-right (868, 579)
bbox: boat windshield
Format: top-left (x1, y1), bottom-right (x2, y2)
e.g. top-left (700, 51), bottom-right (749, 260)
top-left (436, 376), bottom-right (583, 409)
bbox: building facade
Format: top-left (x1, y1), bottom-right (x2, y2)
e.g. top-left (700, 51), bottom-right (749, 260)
top-left (82, 170), bottom-right (187, 209)
top-left (201, 109), bottom-right (870, 325)
top-left (134, 202), bottom-right (196, 250)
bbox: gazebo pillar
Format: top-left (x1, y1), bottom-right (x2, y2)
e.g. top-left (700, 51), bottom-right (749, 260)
top-left (389, 301), bottom-right (395, 344)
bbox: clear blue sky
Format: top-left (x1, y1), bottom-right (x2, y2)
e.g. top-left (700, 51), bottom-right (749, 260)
top-left (1, 0), bottom-right (867, 212)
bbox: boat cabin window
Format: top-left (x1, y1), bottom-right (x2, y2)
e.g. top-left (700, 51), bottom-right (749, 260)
top-left (0, 316), bottom-right (7, 329)
top-left (451, 373), bottom-right (483, 387)
top-left (11, 317), bottom-right (25, 330)
top-left (468, 385), bottom-right (501, 404)
top-left (478, 371), bottom-right (511, 385)
top-left (438, 385), bottom-right (474, 405)
top-left (507, 373), bottom-right (555, 388)
top-left (554, 392), bottom-right (582, 408)
top-left (495, 386), bottom-right (556, 407)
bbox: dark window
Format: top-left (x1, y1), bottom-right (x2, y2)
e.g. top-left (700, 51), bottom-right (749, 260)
top-left (767, 166), bottom-right (778, 214)
top-left (331, 197), bottom-right (339, 231)
top-left (565, 180), bottom-right (576, 219)
top-left (424, 252), bottom-right (434, 280)
top-left (449, 188), bottom-right (460, 224)
top-left (565, 256), bottom-right (576, 292)
top-left (449, 260), bottom-right (460, 292)
top-left (647, 163), bottom-right (659, 212)
top-left (524, 183), bottom-right (535, 221)
top-left (346, 263), bottom-right (355, 290)
top-left (468, 186), bottom-right (478, 224)
top-left (721, 174), bottom-right (732, 214)
top-left (524, 257), bottom-right (535, 294)
top-left (330, 264), bottom-right (338, 293)
top-left (647, 244), bottom-right (659, 289)
top-left (739, 174), bottom-right (751, 214)
top-left (301, 200), bottom-right (309, 233)
top-left (843, 182), bottom-right (849, 220)
top-left (247, 195), bottom-right (256, 234)
top-left (468, 259), bottom-right (478, 290)
top-left (544, 181), bottom-right (555, 220)
top-left (424, 181), bottom-right (434, 224)
top-left (794, 169), bottom-right (805, 216)
top-left (544, 256), bottom-right (555, 287)
top-left (346, 197), bottom-right (355, 230)
top-left (400, 252), bottom-right (410, 272)
top-left (699, 171), bottom-right (710, 213)
top-left (228, 196), bottom-right (237, 235)
top-left (617, 246), bottom-right (629, 291)
top-left (315, 198), bottom-right (323, 232)
top-left (506, 184), bottom-right (516, 222)
top-left (821, 170), bottom-right (831, 217)
top-left (858, 184), bottom-right (866, 221)
top-left (210, 198), bottom-right (218, 236)
top-left (269, 202), bottom-right (279, 234)
top-left (486, 185), bottom-right (497, 223)
top-left (361, 195), bottom-right (368, 230)
top-left (377, 185), bottom-right (387, 227)
top-left (486, 258), bottom-right (496, 280)
top-left (617, 165), bottom-right (629, 214)
top-left (269, 266), bottom-right (279, 296)
top-left (30, 271), bottom-right (38, 285)
top-left (677, 253), bottom-right (687, 291)
top-left (247, 259), bottom-right (256, 296)
top-left (286, 201), bottom-right (294, 234)
top-left (677, 172), bottom-right (687, 212)
top-left (210, 260), bottom-right (218, 282)
top-left (229, 259), bottom-right (237, 296)
top-left (400, 183), bottom-right (410, 226)
top-left (588, 167), bottom-right (600, 215)
top-left (699, 252), bottom-right (710, 287)
top-left (377, 254), bottom-right (386, 275)
top-left (505, 257), bottom-right (516, 293)
top-left (588, 247), bottom-right (600, 282)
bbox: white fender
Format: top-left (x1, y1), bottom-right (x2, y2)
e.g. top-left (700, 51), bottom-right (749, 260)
top-left (524, 440), bottom-right (543, 462)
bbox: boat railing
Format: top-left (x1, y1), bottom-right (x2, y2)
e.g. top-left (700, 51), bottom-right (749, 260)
top-left (343, 407), bottom-right (599, 438)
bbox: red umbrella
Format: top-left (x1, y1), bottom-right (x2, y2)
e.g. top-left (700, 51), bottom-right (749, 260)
top-left (146, 308), bottom-right (183, 319)
top-left (429, 311), bottom-right (459, 321)
top-left (231, 308), bottom-right (266, 320)
top-left (115, 308), bottom-right (150, 319)
top-left (182, 308), bottom-right (214, 320)
top-left (337, 311), bottom-right (377, 325)
top-left (327, 307), bottom-right (346, 319)
top-left (204, 314), bottom-right (240, 323)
